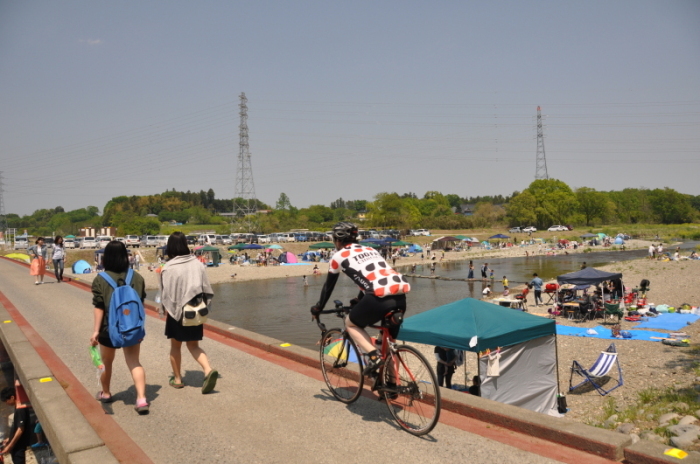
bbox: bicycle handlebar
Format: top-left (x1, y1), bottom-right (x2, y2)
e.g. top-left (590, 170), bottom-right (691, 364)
top-left (313, 300), bottom-right (350, 333)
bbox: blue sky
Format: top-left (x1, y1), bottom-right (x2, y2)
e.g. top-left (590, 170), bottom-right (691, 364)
top-left (1, 1), bottom-right (699, 215)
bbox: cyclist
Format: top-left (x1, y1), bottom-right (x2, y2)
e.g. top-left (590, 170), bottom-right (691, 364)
top-left (311, 222), bottom-right (411, 376)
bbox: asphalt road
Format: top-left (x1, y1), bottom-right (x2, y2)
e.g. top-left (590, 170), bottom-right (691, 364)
top-left (0, 258), bottom-right (561, 464)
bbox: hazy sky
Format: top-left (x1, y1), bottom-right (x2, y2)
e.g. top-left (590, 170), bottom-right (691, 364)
top-left (1, 1), bottom-right (699, 216)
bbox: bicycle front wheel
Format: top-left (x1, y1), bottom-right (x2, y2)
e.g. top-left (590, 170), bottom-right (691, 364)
top-left (319, 329), bottom-right (364, 403)
top-left (383, 345), bottom-right (441, 436)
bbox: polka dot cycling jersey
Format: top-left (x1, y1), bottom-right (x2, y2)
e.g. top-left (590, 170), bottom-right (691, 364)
top-left (329, 244), bottom-right (410, 297)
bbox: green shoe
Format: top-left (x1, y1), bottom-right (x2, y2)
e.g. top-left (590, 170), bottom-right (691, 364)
top-left (202, 370), bottom-right (218, 394)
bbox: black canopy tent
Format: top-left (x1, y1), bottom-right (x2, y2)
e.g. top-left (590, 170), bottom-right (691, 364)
top-left (556, 267), bottom-right (624, 307)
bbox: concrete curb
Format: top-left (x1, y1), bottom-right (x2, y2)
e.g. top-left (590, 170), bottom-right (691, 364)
top-left (2, 256), bottom-right (697, 462)
top-left (0, 301), bottom-right (119, 464)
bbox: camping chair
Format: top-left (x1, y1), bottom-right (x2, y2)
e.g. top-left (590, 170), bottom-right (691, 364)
top-left (574, 298), bottom-right (594, 323)
top-left (514, 287), bottom-right (529, 311)
top-left (569, 343), bottom-right (623, 396)
top-left (604, 303), bottom-right (623, 323)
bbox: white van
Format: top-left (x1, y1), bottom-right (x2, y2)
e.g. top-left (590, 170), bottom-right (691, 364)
top-left (13, 237), bottom-right (28, 250)
top-left (81, 236), bottom-right (97, 249)
top-left (198, 234), bottom-right (217, 246)
top-left (96, 236), bottom-right (112, 248)
top-left (280, 233), bottom-right (296, 243)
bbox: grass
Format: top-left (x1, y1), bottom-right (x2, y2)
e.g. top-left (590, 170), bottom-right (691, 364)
top-left (593, 386), bottom-right (700, 441)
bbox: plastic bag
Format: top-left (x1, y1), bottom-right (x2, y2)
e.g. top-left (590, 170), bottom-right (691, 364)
top-left (586, 329), bottom-right (598, 335)
top-left (90, 346), bottom-right (104, 373)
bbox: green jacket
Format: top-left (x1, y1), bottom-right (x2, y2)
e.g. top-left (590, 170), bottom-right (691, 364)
top-left (91, 270), bottom-right (147, 336)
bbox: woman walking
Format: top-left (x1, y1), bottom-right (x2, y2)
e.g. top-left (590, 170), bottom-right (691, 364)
top-left (52, 236), bottom-right (66, 283)
top-left (159, 232), bottom-right (218, 394)
top-left (90, 241), bottom-right (149, 414)
top-left (28, 237), bottom-right (47, 285)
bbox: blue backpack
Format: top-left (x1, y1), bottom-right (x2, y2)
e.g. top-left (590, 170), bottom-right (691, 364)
top-left (100, 269), bottom-right (145, 348)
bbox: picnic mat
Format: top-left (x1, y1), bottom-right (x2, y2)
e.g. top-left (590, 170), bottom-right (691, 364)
top-left (633, 313), bottom-right (700, 331)
top-left (556, 324), bottom-right (669, 342)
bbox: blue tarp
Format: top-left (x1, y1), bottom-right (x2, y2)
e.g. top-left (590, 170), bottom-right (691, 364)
top-left (633, 314), bottom-right (700, 331)
top-left (71, 259), bottom-right (91, 274)
top-left (556, 324), bottom-right (668, 342)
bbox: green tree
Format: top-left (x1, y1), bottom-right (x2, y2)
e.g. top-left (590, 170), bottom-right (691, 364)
top-left (648, 188), bottom-right (696, 224)
top-left (276, 193), bottom-right (292, 211)
top-left (505, 191), bottom-right (537, 226)
top-left (576, 187), bottom-right (609, 226)
top-left (524, 179), bottom-right (578, 228)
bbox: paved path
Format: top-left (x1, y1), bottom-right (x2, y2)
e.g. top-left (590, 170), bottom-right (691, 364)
top-left (0, 258), bottom-right (585, 463)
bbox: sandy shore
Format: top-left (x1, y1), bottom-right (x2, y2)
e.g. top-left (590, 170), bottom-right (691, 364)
top-left (67, 238), bottom-right (654, 290)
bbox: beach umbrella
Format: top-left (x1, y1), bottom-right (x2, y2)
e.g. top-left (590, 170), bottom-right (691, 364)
top-left (242, 243), bottom-right (263, 250)
top-left (309, 242), bottom-right (335, 249)
top-left (267, 244), bottom-right (283, 249)
top-left (361, 238), bottom-right (385, 244)
top-left (489, 234), bottom-right (510, 239)
top-left (5, 253), bottom-right (30, 263)
top-left (228, 244), bottom-right (247, 250)
top-left (65, 235), bottom-right (75, 239)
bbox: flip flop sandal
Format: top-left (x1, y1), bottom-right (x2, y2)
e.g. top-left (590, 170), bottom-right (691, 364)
top-left (134, 399), bottom-right (150, 415)
top-left (95, 391), bottom-right (114, 403)
top-left (169, 376), bottom-right (185, 389)
top-left (201, 370), bottom-right (218, 394)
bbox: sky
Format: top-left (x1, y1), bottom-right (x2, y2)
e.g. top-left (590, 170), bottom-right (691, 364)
top-left (1, 0), bottom-right (699, 216)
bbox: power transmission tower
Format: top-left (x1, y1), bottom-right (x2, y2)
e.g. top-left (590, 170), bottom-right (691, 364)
top-left (0, 172), bottom-right (7, 235)
top-left (535, 106), bottom-right (549, 180)
top-left (234, 93), bottom-right (258, 232)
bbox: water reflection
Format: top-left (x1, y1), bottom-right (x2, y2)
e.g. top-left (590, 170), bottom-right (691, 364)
top-left (148, 243), bottom-right (697, 350)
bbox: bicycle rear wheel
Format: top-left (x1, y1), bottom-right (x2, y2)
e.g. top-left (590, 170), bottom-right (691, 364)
top-left (319, 329), bottom-right (364, 403)
top-left (383, 345), bottom-right (441, 436)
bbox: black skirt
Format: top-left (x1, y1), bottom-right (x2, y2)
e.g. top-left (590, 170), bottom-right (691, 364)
top-left (165, 313), bottom-right (203, 342)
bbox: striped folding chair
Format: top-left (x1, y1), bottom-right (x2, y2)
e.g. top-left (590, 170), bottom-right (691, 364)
top-left (569, 343), bottom-right (623, 396)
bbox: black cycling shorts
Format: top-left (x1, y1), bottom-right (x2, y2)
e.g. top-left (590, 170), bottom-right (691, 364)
top-left (349, 294), bottom-right (406, 330)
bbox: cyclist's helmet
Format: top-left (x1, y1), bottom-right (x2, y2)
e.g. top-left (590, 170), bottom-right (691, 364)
top-left (332, 222), bottom-right (358, 244)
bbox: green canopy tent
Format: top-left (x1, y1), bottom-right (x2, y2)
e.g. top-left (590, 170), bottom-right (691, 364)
top-left (398, 298), bottom-right (559, 414)
top-left (228, 243), bottom-right (248, 251)
top-left (195, 246), bottom-right (222, 266)
top-left (309, 242), bottom-right (335, 249)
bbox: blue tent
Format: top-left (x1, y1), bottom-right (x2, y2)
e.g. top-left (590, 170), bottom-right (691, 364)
top-left (398, 298), bottom-right (555, 352)
top-left (614, 237), bottom-right (625, 245)
top-left (407, 244), bottom-right (423, 253)
top-left (72, 260), bottom-right (91, 274)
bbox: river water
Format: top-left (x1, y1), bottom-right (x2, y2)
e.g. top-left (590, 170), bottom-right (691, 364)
top-left (149, 243), bottom-right (697, 350)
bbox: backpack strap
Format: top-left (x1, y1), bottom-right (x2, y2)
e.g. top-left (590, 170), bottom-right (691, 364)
top-left (99, 271), bottom-right (118, 290)
top-left (124, 268), bottom-right (134, 286)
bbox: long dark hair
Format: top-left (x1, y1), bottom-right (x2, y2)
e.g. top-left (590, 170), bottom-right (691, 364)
top-left (55, 235), bottom-right (64, 246)
top-left (103, 241), bottom-right (129, 273)
top-left (166, 232), bottom-right (190, 259)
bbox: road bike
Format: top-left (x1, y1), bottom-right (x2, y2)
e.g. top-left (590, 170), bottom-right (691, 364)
top-left (315, 300), bottom-right (441, 436)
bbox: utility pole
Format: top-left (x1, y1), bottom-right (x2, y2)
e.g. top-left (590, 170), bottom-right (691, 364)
top-left (234, 93), bottom-right (258, 232)
top-left (535, 106), bottom-right (549, 180)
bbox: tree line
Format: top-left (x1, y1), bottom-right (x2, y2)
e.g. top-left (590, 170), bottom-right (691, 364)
top-left (4, 181), bottom-right (698, 237)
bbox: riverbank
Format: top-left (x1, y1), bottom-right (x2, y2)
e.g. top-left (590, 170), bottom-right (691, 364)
top-left (62, 238), bottom-right (654, 290)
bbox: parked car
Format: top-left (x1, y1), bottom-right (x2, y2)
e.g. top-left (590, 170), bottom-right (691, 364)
top-left (186, 235), bottom-right (197, 245)
top-left (523, 226), bottom-right (537, 233)
top-left (257, 234), bottom-right (270, 244)
top-left (547, 225), bottom-right (568, 232)
top-left (96, 236), bottom-right (112, 248)
top-left (509, 226), bottom-right (522, 233)
top-left (64, 239), bottom-right (75, 249)
top-left (125, 235), bottom-right (141, 247)
top-left (410, 229), bottom-right (430, 236)
top-left (198, 234), bottom-right (217, 246)
top-left (221, 235), bottom-right (232, 245)
top-left (13, 237), bottom-right (28, 250)
top-left (141, 235), bottom-right (158, 247)
top-left (81, 236), bottom-right (97, 249)
top-left (279, 233), bottom-right (296, 243)
top-left (155, 235), bottom-right (169, 246)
